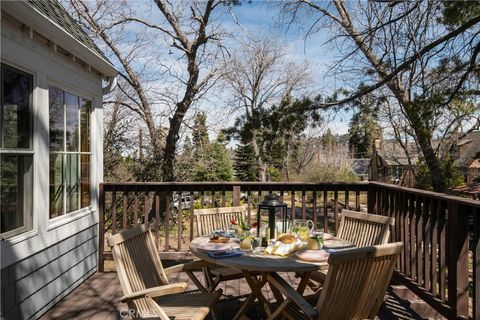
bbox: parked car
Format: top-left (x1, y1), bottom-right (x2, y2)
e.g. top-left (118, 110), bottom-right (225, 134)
top-left (172, 195), bottom-right (192, 211)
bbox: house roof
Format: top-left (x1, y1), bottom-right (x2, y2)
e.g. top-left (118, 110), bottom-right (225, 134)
top-left (376, 140), bottom-right (419, 166)
top-left (352, 159), bottom-right (370, 175)
top-left (2, 0), bottom-right (117, 77)
top-left (455, 130), bottom-right (480, 167)
top-left (26, 0), bottom-right (108, 62)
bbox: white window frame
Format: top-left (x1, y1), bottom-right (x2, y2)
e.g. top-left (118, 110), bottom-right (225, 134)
top-left (48, 85), bottom-right (92, 219)
top-left (0, 63), bottom-right (35, 239)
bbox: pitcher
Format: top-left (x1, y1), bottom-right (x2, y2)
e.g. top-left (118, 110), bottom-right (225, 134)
top-left (290, 219), bottom-right (314, 241)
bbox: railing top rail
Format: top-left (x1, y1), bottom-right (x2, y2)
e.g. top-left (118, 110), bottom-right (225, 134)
top-left (100, 181), bottom-right (370, 192)
top-left (370, 182), bottom-right (480, 207)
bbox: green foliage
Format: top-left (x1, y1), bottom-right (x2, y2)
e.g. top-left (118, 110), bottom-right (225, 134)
top-left (190, 113), bottom-right (233, 181)
top-left (233, 142), bottom-right (258, 181)
top-left (348, 91), bottom-right (382, 158)
top-left (441, 1), bottom-right (480, 28)
top-left (415, 156), bottom-right (465, 190)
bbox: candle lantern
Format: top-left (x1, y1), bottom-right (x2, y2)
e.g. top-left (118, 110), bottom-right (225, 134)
top-left (256, 193), bottom-right (288, 240)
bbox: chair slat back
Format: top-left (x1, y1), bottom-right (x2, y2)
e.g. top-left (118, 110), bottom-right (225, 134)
top-left (194, 206), bottom-right (247, 236)
top-left (316, 242), bottom-right (403, 320)
top-left (108, 224), bottom-right (169, 315)
top-left (336, 210), bottom-right (395, 247)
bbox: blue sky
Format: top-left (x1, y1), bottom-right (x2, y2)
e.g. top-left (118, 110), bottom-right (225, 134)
top-left (214, 1), bottom-right (352, 135)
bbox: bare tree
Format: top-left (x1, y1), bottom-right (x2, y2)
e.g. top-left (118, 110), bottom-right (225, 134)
top-left (282, 0), bottom-right (480, 191)
top-left (223, 37), bottom-right (311, 181)
top-left (69, 0), bottom-right (228, 181)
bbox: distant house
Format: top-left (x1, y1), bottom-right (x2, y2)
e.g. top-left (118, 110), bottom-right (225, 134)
top-left (1, 1), bottom-right (116, 319)
top-left (369, 139), bottom-right (418, 188)
top-left (351, 158), bottom-right (370, 180)
top-left (454, 130), bottom-right (480, 185)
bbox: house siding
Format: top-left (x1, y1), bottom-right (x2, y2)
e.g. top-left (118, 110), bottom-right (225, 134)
top-left (1, 225), bottom-right (97, 320)
top-left (1, 6), bottom-right (107, 320)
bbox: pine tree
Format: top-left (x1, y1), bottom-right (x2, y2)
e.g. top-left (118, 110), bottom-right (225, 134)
top-left (348, 95), bottom-right (381, 158)
top-left (233, 142), bottom-right (258, 181)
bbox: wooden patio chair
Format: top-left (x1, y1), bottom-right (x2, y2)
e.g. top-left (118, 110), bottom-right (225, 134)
top-left (336, 210), bottom-right (395, 247)
top-left (271, 242), bottom-right (403, 320)
top-left (108, 224), bottom-right (222, 320)
top-left (307, 210), bottom-right (395, 287)
top-left (193, 206), bottom-right (255, 292)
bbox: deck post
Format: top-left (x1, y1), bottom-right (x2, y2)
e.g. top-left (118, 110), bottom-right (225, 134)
top-left (98, 183), bottom-right (105, 273)
top-left (447, 202), bottom-right (469, 318)
top-left (232, 185), bottom-right (241, 206)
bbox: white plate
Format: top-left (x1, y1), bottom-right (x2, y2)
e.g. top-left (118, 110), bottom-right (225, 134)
top-left (197, 242), bottom-right (232, 252)
top-left (323, 239), bottom-right (355, 249)
top-left (295, 250), bottom-right (330, 262)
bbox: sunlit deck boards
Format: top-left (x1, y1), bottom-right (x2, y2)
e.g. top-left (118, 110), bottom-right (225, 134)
top-left (40, 269), bottom-right (423, 320)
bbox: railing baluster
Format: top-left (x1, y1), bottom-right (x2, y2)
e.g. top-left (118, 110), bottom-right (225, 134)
top-left (165, 192), bottom-right (171, 251)
top-left (409, 194), bottom-right (416, 279)
top-left (439, 201), bottom-right (446, 300)
top-left (291, 190), bottom-right (295, 221)
top-left (190, 192), bottom-right (195, 241)
top-left (474, 207), bottom-right (480, 320)
top-left (430, 199), bottom-right (438, 296)
top-left (155, 192), bottom-right (160, 250)
top-left (313, 190), bottom-right (318, 230)
top-left (416, 195), bottom-right (423, 285)
top-left (122, 191), bottom-right (128, 230)
top-left (111, 188), bottom-right (117, 235)
top-left (333, 190), bottom-right (338, 233)
top-left (133, 187), bottom-right (139, 225)
top-left (323, 190), bottom-right (328, 233)
top-left (345, 190), bottom-right (350, 210)
top-left (221, 189), bottom-right (226, 207)
top-left (355, 190), bottom-right (360, 211)
top-left (423, 197), bottom-right (431, 291)
top-left (302, 190), bottom-right (306, 219)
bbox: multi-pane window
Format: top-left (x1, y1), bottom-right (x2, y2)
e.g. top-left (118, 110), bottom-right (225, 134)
top-left (49, 86), bottom-right (91, 218)
top-left (0, 64), bottom-right (33, 238)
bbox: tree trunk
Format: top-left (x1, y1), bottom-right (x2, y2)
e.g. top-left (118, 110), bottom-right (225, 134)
top-left (250, 136), bottom-right (265, 182)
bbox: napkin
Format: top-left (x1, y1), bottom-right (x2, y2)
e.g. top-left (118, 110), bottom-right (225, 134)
top-left (207, 250), bottom-right (244, 259)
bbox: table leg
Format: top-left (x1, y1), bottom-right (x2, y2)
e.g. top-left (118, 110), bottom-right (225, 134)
top-left (296, 271), bottom-right (312, 295)
top-left (233, 271), bottom-right (271, 320)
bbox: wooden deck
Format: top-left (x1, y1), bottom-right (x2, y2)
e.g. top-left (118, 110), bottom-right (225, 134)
top-left (40, 267), bottom-right (425, 320)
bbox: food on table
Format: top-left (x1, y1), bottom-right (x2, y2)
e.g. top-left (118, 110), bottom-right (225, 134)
top-left (209, 235), bottom-right (229, 243)
top-left (264, 237), bottom-right (304, 256)
top-left (277, 233), bottom-right (296, 244)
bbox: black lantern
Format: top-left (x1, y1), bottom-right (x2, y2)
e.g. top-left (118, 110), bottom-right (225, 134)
top-left (257, 193), bottom-right (288, 240)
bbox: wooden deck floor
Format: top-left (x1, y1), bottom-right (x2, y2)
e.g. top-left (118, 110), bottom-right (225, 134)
top-left (40, 269), bottom-right (424, 320)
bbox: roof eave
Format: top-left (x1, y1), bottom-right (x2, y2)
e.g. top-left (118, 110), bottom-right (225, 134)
top-left (3, 1), bottom-right (117, 77)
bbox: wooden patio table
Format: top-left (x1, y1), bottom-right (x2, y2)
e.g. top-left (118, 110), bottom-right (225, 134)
top-left (190, 236), bottom-right (333, 320)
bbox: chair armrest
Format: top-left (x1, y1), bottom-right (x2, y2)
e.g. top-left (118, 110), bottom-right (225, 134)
top-left (120, 283), bottom-right (188, 303)
top-left (164, 260), bottom-right (213, 275)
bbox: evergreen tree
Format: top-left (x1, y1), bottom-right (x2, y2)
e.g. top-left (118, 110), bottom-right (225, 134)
top-left (233, 142), bottom-right (258, 181)
top-left (322, 128), bottom-right (335, 151)
top-left (348, 98), bottom-right (381, 158)
top-left (190, 113), bottom-right (233, 181)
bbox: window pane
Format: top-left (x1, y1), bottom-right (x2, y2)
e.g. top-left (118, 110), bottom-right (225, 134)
top-left (80, 154), bottom-right (90, 208)
top-left (1, 155), bottom-right (33, 235)
top-left (49, 154), bottom-right (63, 218)
top-left (80, 99), bottom-right (90, 152)
top-left (1, 65), bottom-right (32, 149)
top-left (66, 154), bottom-right (79, 213)
top-left (49, 87), bottom-right (64, 151)
top-left (65, 93), bottom-right (79, 152)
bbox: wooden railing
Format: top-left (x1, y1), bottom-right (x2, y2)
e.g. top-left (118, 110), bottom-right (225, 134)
top-left (98, 181), bottom-right (479, 319)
